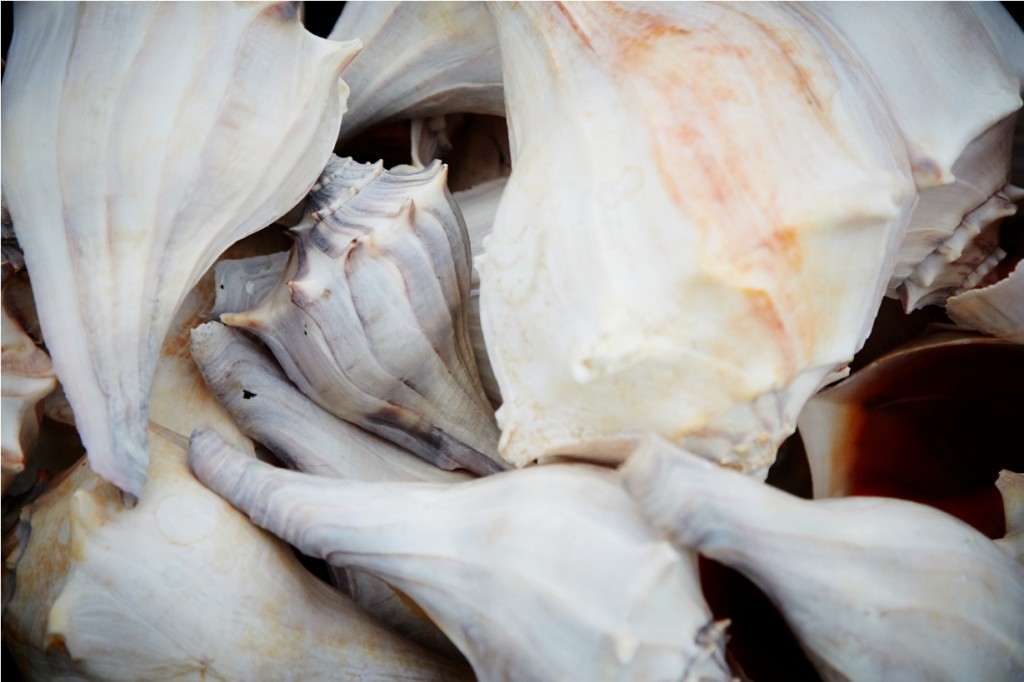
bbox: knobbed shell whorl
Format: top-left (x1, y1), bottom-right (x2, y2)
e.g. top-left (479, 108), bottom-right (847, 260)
top-left (809, 2), bottom-right (1023, 310)
top-left (480, 2), bottom-right (915, 476)
top-left (190, 321), bottom-right (471, 484)
top-left (223, 156), bottom-right (503, 475)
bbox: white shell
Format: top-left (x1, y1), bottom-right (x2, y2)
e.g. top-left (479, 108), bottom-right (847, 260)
top-left (1, 263), bottom-right (56, 493)
top-left (3, 257), bottom-right (468, 679)
top-left (330, 1), bottom-right (503, 141)
top-left (809, 2), bottom-right (1023, 309)
top-left (189, 428), bottom-right (731, 682)
top-left (480, 3), bottom-right (914, 475)
top-left (224, 157), bottom-right (503, 475)
top-left (3, 428), bottom-right (468, 681)
top-left (621, 436), bottom-right (1024, 682)
top-left (209, 251), bottom-right (290, 319)
top-left (190, 320), bottom-right (470, 484)
top-left (0, 2), bottom-right (360, 495)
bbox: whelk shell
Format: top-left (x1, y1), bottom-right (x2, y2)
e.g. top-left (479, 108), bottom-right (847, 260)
top-left (189, 427), bottom-right (732, 682)
top-left (1, 260), bottom-right (55, 494)
top-left (330, 1), bottom-right (503, 143)
top-left (621, 436), bottom-right (1024, 682)
top-left (1, 1), bottom-right (360, 495)
top-left (223, 156), bottom-right (503, 475)
top-left (480, 2), bottom-right (915, 476)
top-left (810, 3), bottom-right (1023, 309)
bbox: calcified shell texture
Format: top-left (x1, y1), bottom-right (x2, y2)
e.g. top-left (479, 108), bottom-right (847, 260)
top-left (480, 2), bottom-right (916, 475)
top-left (1, 2), bottom-right (359, 495)
top-left (3, 2), bottom-right (1024, 681)
top-left (223, 155), bottom-right (503, 476)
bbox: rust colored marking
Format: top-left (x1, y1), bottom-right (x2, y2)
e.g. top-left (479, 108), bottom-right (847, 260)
top-left (553, 2), bottom-right (595, 53)
top-left (742, 288), bottom-right (796, 375)
top-left (737, 9), bottom-right (824, 115)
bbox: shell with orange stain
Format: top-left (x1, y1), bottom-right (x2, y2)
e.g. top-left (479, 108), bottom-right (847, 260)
top-left (480, 2), bottom-right (916, 475)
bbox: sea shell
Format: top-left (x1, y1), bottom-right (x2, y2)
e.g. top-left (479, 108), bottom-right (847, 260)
top-left (190, 320), bottom-right (468, 659)
top-left (796, 330), bottom-right (1024, 539)
top-left (189, 427), bottom-right (732, 682)
top-left (1, 1), bottom-right (360, 495)
top-left (946, 257), bottom-right (1024, 342)
top-left (1, 260), bottom-right (56, 493)
top-left (191, 320), bottom-right (470, 484)
top-left (184, 243), bottom-right (465, 661)
top-left (621, 435), bottom-right (1024, 682)
top-left (809, 3), bottom-right (1023, 310)
top-left (479, 2), bottom-right (915, 475)
top-left (223, 157), bottom-right (503, 475)
top-left (330, 1), bottom-right (503, 142)
top-left (3, 254), bottom-right (468, 679)
top-left (3, 427), bottom-right (469, 681)
top-left (454, 177), bottom-right (507, 287)
top-left (219, 170), bottom-right (508, 413)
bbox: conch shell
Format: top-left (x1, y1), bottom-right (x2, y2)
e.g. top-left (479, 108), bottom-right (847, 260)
top-left (3, 245), bottom-right (468, 679)
top-left (189, 427), bottom-right (732, 682)
top-left (191, 320), bottom-right (469, 484)
top-left (621, 436), bottom-right (1024, 681)
top-left (809, 2), bottom-right (1023, 309)
top-left (223, 156), bottom-right (503, 475)
top-left (480, 3), bottom-right (914, 475)
top-left (330, 1), bottom-right (503, 141)
top-left (190, 320), bottom-right (469, 659)
top-left (3, 427), bottom-right (469, 681)
top-left (1, 1), bottom-right (360, 495)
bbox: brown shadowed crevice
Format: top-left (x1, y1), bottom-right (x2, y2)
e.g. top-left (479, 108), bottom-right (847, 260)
top-left (300, 1), bottom-right (343, 38)
top-left (848, 297), bottom-right (950, 374)
top-left (766, 431), bottom-right (813, 499)
top-left (843, 341), bottom-right (1023, 539)
top-left (336, 120), bottom-right (414, 168)
top-left (699, 556), bottom-right (822, 682)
